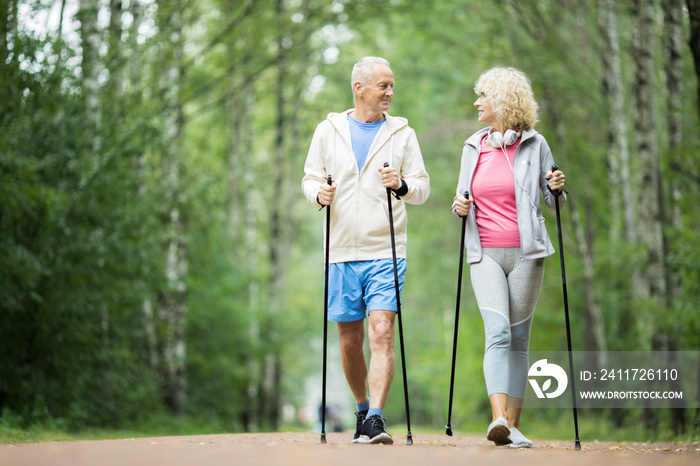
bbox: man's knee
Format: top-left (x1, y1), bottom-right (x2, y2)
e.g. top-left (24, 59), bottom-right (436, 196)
top-left (369, 312), bottom-right (395, 346)
top-left (340, 336), bottom-right (363, 356)
top-left (338, 321), bottom-right (365, 353)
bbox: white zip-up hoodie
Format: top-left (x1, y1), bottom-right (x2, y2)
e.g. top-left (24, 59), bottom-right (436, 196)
top-left (302, 110), bottom-right (430, 263)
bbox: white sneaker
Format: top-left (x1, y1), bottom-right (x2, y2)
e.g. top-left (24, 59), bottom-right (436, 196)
top-left (508, 427), bottom-right (532, 448)
top-left (486, 417), bottom-right (511, 445)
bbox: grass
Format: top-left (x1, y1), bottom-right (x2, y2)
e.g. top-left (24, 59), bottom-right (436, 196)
top-left (1, 411), bottom-right (698, 445)
top-left (0, 412), bottom-right (241, 444)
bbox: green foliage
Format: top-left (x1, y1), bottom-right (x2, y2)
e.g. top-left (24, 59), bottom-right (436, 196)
top-left (1, 12), bottom-right (164, 430)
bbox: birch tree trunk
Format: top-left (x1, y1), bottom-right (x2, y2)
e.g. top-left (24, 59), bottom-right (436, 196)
top-left (157, 0), bottom-right (188, 413)
top-left (663, 0), bottom-right (683, 293)
top-left (633, 0), bottom-right (666, 314)
top-left (570, 197), bottom-right (607, 354)
top-left (598, 0), bottom-right (634, 246)
top-left (598, 0), bottom-right (646, 354)
top-left (107, 0), bottom-right (123, 98)
top-left (244, 86), bottom-right (260, 430)
top-left (78, 0), bottom-right (100, 118)
top-left (78, 0), bottom-right (112, 362)
top-left (663, 0), bottom-right (685, 433)
top-left (631, 9), bottom-right (668, 430)
top-left (129, 0), bottom-right (144, 91)
top-left (550, 107), bottom-right (608, 366)
top-left (0, 1), bottom-right (8, 67)
top-left (226, 74), bottom-right (244, 258)
top-left (261, 2), bottom-right (289, 426)
top-left (225, 59), bottom-right (261, 429)
top-left (53, 0), bottom-right (67, 79)
top-left (124, 0), bottom-right (159, 375)
top-left (0, 0), bottom-right (18, 128)
top-left (664, 0), bottom-right (683, 162)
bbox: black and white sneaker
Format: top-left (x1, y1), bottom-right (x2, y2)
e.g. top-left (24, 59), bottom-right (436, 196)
top-left (356, 414), bottom-right (394, 445)
top-left (352, 410), bottom-right (367, 443)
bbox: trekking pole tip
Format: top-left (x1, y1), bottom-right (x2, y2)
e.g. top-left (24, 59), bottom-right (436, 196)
top-left (445, 424), bottom-right (453, 436)
top-left (320, 432), bottom-right (327, 444)
top-left (574, 439), bottom-right (581, 450)
top-left (406, 432), bottom-right (413, 445)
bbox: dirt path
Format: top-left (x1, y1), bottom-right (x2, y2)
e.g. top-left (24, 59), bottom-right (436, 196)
top-left (1, 431), bottom-right (698, 466)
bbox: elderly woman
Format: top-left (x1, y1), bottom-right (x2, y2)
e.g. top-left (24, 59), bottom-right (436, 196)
top-left (452, 67), bottom-right (566, 448)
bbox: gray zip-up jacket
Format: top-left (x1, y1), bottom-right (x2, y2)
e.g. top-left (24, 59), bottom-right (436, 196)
top-left (454, 127), bottom-right (566, 264)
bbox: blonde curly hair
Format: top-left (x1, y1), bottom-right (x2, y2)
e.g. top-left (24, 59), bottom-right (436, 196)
top-left (474, 67), bottom-right (539, 132)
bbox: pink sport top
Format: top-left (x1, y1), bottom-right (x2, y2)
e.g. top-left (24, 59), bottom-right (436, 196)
top-left (472, 136), bottom-right (521, 247)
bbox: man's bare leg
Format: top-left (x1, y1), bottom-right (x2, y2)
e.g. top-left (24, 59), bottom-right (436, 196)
top-left (348, 310), bottom-right (396, 444)
top-left (367, 310), bottom-right (396, 411)
top-left (337, 320), bottom-right (368, 403)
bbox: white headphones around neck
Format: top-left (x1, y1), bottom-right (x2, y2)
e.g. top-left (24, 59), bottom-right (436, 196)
top-left (488, 128), bottom-right (521, 148)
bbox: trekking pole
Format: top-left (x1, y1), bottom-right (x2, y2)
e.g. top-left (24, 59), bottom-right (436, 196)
top-left (445, 191), bottom-right (468, 436)
top-left (383, 162), bottom-right (413, 445)
top-left (320, 174), bottom-right (332, 444)
top-left (549, 164), bottom-right (581, 451)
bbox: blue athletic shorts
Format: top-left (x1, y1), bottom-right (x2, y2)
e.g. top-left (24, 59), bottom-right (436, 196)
top-left (327, 259), bottom-right (406, 322)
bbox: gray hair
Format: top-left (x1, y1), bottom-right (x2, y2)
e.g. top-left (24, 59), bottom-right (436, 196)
top-left (351, 56), bottom-right (390, 103)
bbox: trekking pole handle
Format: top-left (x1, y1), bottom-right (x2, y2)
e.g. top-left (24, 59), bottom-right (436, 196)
top-left (459, 191), bottom-right (469, 217)
top-left (548, 164), bottom-right (561, 196)
top-left (383, 162), bottom-right (400, 199)
top-left (317, 175), bottom-right (333, 211)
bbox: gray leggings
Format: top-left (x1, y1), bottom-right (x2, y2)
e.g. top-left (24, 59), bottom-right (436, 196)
top-left (470, 248), bottom-right (544, 398)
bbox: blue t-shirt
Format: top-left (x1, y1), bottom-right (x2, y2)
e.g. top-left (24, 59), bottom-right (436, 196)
top-left (348, 114), bottom-right (385, 171)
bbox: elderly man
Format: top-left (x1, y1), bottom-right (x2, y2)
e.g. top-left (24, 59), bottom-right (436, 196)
top-left (302, 56), bottom-right (430, 444)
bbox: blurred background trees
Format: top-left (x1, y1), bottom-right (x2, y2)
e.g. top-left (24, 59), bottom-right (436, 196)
top-left (1, 0), bottom-right (698, 439)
